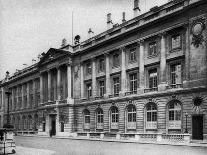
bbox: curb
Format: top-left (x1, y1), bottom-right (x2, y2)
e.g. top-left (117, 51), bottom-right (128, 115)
top-left (15, 135), bottom-right (207, 148)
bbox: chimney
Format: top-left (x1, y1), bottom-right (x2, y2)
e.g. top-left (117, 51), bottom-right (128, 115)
top-left (122, 12), bottom-right (126, 23)
top-left (88, 28), bottom-right (94, 39)
top-left (107, 13), bottom-right (113, 30)
top-left (134, 0), bottom-right (141, 17)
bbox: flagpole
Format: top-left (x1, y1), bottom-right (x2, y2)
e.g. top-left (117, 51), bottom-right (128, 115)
top-left (72, 11), bottom-right (74, 45)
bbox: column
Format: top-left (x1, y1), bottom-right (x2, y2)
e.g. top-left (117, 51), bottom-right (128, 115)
top-left (22, 84), bottom-right (24, 109)
top-left (67, 64), bottom-right (72, 99)
top-left (56, 108), bottom-right (60, 134)
top-left (11, 88), bottom-right (14, 111)
top-left (27, 82), bottom-right (30, 108)
top-left (138, 40), bottom-right (145, 93)
top-left (183, 25), bottom-right (190, 88)
top-left (57, 67), bottom-right (61, 100)
top-left (33, 79), bottom-right (36, 108)
top-left (92, 59), bottom-right (97, 97)
top-left (80, 64), bottom-right (84, 98)
top-left (105, 53), bottom-right (110, 96)
top-left (48, 70), bottom-right (51, 102)
top-left (121, 47), bottom-right (126, 95)
top-left (40, 73), bottom-right (43, 104)
top-left (158, 33), bottom-right (167, 91)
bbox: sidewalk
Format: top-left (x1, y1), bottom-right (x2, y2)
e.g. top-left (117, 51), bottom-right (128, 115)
top-left (16, 135), bottom-right (207, 148)
top-left (15, 146), bottom-right (55, 155)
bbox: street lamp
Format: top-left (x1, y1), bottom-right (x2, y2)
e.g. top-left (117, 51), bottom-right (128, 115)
top-left (5, 91), bottom-right (12, 126)
top-left (184, 113), bottom-right (188, 133)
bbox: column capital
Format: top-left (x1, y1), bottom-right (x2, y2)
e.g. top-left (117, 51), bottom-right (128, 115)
top-left (104, 52), bottom-right (110, 57)
top-left (158, 31), bottom-right (167, 38)
top-left (138, 39), bottom-right (144, 45)
top-left (119, 46), bottom-right (126, 51)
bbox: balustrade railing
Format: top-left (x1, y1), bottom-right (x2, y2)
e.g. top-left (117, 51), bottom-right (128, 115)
top-left (144, 87), bottom-right (158, 93)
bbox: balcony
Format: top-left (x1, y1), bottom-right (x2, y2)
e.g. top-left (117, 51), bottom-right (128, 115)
top-left (109, 93), bottom-right (119, 98)
top-left (94, 96), bottom-right (104, 100)
top-left (125, 90), bottom-right (137, 96)
top-left (144, 87), bottom-right (158, 93)
top-left (166, 84), bottom-right (182, 89)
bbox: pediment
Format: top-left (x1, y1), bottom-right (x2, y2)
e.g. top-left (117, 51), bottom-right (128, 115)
top-left (38, 48), bottom-right (69, 67)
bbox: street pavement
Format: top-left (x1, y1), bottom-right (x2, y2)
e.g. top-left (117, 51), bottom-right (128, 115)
top-left (15, 136), bottom-right (207, 155)
top-left (15, 146), bottom-right (55, 155)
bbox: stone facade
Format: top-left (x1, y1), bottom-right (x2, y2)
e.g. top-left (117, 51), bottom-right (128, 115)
top-left (0, 0), bottom-right (207, 141)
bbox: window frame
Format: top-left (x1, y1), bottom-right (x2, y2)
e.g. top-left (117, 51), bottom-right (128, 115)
top-left (113, 77), bottom-right (120, 96)
top-left (167, 100), bottom-right (182, 130)
top-left (170, 34), bottom-right (182, 51)
top-left (86, 82), bottom-right (92, 98)
top-left (112, 53), bottom-right (120, 68)
top-left (99, 58), bottom-right (105, 72)
top-left (86, 62), bottom-right (92, 75)
top-left (129, 48), bottom-right (137, 63)
top-left (129, 73), bottom-right (138, 93)
top-left (148, 41), bottom-right (158, 57)
top-left (99, 80), bottom-right (105, 97)
top-left (148, 68), bottom-right (158, 89)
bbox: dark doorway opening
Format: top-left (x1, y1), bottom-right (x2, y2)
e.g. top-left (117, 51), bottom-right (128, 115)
top-left (192, 115), bottom-right (203, 140)
top-left (50, 115), bottom-right (56, 136)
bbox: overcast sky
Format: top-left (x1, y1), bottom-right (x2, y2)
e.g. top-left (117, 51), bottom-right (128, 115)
top-left (0, 0), bottom-right (167, 80)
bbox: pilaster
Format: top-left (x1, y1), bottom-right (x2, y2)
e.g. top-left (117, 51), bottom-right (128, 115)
top-left (40, 73), bottom-right (43, 104)
top-left (138, 40), bottom-right (145, 94)
top-left (57, 67), bottom-right (61, 100)
top-left (80, 64), bottom-right (84, 98)
top-left (92, 58), bottom-right (97, 97)
top-left (121, 47), bottom-right (126, 95)
top-left (48, 70), bottom-right (52, 102)
top-left (158, 33), bottom-right (167, 91)
top-left (105, 53), bottom-right (110, 97)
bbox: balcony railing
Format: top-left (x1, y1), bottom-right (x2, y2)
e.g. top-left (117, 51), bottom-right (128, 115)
top-left (125, 90), bottom-right (137, 96)
top-left (167, 84), bottom-right (182, 89)
top-left (94, 96), bottom-right (104, 100)
top-left (109, 93), bottom-right (119, 98)
top-left (144, 87), bottom-right (158, 93)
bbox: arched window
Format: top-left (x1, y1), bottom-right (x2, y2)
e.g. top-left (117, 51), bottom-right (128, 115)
top-left (110, 106), bottom-right (119, 130)
top-left (22, 116), bottom-right (26, 130)
top-left (83, 109), bottom-right (90, 130)
top-left (127, 105), bottom-right (136, 129)
top-left (146, 103), bottom-right (157, 129)
top-left (168, 101), bottom-right (181, 129)
top-left (96, 108), bottom-right (104, 130)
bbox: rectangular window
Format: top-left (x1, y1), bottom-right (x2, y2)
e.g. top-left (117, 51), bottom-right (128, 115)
top-left (129, 73), bottom-right (138, 93)
top-left (171, 35), bottom-right (181, 49)
top-left (113, 77), bottom-right (120, 96)
top-left (99, 59), bottom-right (105, 72)
top-left (86, 63), bottom-right (92, 75)
top-left (86, 83), bottom-right (92, 98)
top-left (99, 81), bottom-right (105, 97)
top-left (113, 53), bottom-right (120, 67)
top-left (170, 64), bottom-right (182, 85)
top-left (129, 48), bottom-right (136, 62)
top-left (149, 42), bottom-right (157, 56)
top-left (149, 69), bottom-right (158, 88)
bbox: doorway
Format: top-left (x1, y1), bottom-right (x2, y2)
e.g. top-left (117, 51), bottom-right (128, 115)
top-left (192, 115), bottom-right (203, 140)
top-left (50, 115), bottom-right (56, 136)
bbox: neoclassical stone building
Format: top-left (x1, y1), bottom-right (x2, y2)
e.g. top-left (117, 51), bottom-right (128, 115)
top-left (1, 0), bottom-right (207, 141)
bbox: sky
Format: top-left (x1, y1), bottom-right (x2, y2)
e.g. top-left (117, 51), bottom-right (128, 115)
top-left (0, 0), bottom-right (167, 80)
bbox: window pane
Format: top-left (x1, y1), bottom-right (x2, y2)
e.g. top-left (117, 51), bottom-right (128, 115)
top-left (169, 111), bottom-right (174, 121)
